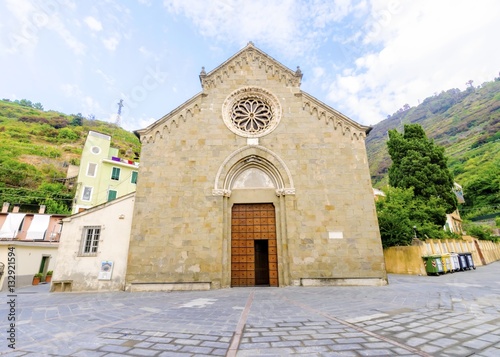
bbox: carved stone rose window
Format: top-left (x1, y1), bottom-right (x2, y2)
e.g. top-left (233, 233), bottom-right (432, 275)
top-left (222, 87), bottom-right (282, 138)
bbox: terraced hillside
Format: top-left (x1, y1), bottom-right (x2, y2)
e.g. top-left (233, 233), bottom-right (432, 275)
top-left (366, 79), bottom-right (500, 218)
top-left (0, 99), bottom-right (141, 213)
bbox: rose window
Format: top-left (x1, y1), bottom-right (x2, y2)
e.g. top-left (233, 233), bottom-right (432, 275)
top-left (222, 87), bottom-right (282, 138)
top-left (231, 98), bottom-right (272, 133)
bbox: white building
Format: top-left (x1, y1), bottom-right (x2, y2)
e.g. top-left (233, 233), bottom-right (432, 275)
top-left (52, 193), bottom-right (135, 291)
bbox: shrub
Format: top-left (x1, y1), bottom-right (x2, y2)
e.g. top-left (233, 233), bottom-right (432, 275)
top-left (57, 128), bottom-right (79, 142)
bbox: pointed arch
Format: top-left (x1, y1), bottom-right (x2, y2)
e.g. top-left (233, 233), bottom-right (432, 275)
top-left (213, 146), bottom-right (295, 197)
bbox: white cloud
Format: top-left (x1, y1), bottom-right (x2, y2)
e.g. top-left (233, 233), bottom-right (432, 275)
top-left (60, 83), bottom-right (81, 97)
top-left (95, 69), bottom-right (115, 87)
top-left (139, 46), bottom-right (158, 60)
top-left (60, 83), bottom-right (102, 118)
top-left (50, 19), bottom-right (86, 55)
top-left (2, 0), bottom-right (85, 55)
top-left (84, 16), bottom-right (103, 31)
top-left (327, 0), bottom-right (500, 125)
top-left (2, 0), bottom-right (42, 53)
top-left (163, 0), bottom-right (361, 58)
top-left (102, 35), bottom-right (120, 51)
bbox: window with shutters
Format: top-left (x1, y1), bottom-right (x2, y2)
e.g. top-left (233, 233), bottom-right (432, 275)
top-left (111, 167), bottom-right (120, 180)
top-left (131, 171), bottom-right (138, 184)
top-left (107, 190), bottom-right (117, 201)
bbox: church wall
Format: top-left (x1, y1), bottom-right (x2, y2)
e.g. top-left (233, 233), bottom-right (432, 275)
top-left (127, 45), bottom-right (387, 289)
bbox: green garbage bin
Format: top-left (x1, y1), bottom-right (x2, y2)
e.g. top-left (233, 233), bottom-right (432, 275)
top-left (422, 255), bottom-right (444, 275)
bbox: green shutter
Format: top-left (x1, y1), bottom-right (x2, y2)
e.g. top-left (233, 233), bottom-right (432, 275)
top-left (108, 190), bottom-right (117, 201)
top-left (111, 167), bottom-right (120, 180)
top-left (131, 171), bottom-right (138, 184)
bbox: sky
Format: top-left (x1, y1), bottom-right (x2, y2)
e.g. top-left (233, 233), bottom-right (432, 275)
top-left (1, 0), bottom-right (499, 132)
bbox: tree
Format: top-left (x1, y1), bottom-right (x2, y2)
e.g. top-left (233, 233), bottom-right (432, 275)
top-left (33, 102), bottom-right (44, 110)
top-left (377, 124), bottom-right (459, 247)
top-left (387, 124), bottom-right (457, 215)
top-left (376, 187), bottom-right (415, 248)
top-left (462, 167), bottom-right (500, 216)
top-left (71, 113), bottom-right (84, 126)
top-left (376, 187), bottom-right (453, 248)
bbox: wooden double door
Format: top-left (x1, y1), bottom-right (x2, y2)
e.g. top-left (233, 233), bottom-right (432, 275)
top-left (231, 203), bottom-right (278, 287)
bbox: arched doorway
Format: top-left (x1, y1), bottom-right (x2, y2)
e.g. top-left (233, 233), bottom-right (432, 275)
top-left (230, 167), bottom-right (278, 287)
top-left (231, 203), bottom-right (278, 287)
top-left (213, 146), bottom-right (295, 288)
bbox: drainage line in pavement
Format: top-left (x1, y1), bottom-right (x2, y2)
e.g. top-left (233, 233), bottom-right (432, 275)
top-left (226, 290), bottom-right (255, 357)
top-left (279, 294), bottom-right (433, 357)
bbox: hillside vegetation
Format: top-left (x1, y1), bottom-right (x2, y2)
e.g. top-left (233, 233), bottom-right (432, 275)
top-left (0, 99), bottom-right (141, 213)
top-left (1, 78), bottom-right (499, 220)
top-left (366, 78), bottom-right (500, 220)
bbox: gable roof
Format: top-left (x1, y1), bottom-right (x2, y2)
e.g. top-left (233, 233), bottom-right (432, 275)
top-left (135, 42), bottom-right (371, 142)
top-left (63, 192), bottom-right (135, 222)
top-left (199, 42), bottom-right (303, 90)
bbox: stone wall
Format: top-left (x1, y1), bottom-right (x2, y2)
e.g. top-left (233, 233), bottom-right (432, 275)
top-left (127, 44), bottom-right (387, 289)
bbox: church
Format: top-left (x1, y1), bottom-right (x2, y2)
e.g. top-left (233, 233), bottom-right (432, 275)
top-left (126, 42), bottom-right (387, 291)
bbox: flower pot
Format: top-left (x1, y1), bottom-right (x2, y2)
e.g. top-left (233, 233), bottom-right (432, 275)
top-left (45, 275), bottom-right (52, 283)
top-left (32, 277), bottom-right (41, 285)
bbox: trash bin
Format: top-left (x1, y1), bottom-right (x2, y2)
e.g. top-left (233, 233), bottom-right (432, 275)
top-left (422, 255), bottom-right (444, 275)
top-left (457, 253), bottom-right (468, 271)
top-left (463, 252), bottom-right (476, 270)
top-left (440, 253), bottom-right (453, 273)
top-left (449, 253), bottom-right (460, 272)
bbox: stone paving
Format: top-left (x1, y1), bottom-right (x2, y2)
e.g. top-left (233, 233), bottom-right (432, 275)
top-left (1, 262), bottom-right (500, 356)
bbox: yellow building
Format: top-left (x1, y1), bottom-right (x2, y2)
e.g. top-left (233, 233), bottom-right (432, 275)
top-left (72, 131), bottom-right (139, 213)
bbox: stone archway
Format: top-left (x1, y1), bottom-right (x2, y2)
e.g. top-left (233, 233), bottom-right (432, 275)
top-left (213, 146), bottom-right (295, 288)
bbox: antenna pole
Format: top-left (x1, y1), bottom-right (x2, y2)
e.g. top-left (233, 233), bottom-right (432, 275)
top-left (115, 99), bottom-right (124, 126)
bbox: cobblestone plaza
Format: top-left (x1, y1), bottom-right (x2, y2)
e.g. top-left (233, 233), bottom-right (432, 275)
top-left (1, 262), bottom-right (500, 356)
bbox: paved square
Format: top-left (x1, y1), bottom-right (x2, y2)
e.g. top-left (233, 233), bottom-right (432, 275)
top-left (1, 262), bottom-right (500, 356)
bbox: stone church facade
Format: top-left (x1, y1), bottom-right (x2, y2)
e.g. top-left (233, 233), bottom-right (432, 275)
top-left (126, 43), bottom-right (387, 291)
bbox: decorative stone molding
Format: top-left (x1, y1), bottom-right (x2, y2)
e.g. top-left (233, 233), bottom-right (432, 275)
top-left (214, 145), bottom-right (295, 195)
top-left (301, 93), bottom-right (370, 141)
top-left (222, 87), bottom-right (282, 138)
top-left (136, 96), bottom-right (202, 144)
top-left (200, 43), bottom-right (302, 90)
top-left (275, 188), bottom-right (296, 196)
top-left (212, 189), bottom-right (232, 197)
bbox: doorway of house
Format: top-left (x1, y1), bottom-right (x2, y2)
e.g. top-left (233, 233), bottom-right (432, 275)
top-left (39, 255), bottom-right (50, 275)
top-left (231, 203), bottom-right (278, 287)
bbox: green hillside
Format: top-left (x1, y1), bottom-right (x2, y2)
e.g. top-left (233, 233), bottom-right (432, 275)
top-left (366, 78), bottom-right (500, 219)
top-left (0, 99), bottom-right (141, 214)
top-left (2, 80), bottom-right (499, 220)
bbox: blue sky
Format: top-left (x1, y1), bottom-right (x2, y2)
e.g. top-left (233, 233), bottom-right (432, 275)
top-left (1, 0), bottom-right (499, 131)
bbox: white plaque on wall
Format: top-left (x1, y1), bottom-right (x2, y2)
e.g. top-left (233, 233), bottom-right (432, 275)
top-left (328, 231), bottom-right (344, 239)
top-left (247, 138), bottom-right (259, 145)
top-left (98, 260), bottom-right (113, 280)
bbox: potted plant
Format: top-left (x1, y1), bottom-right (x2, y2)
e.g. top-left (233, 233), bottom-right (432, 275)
top-left (45, 271), bottom-right (53, 283)
top-left (32, 273), bottom-right (43, 285)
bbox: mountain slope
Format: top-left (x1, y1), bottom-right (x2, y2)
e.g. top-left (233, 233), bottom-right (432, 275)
top-left (0, 99), bottom-right (141, 213)
top-left (366, 79), bottom-right (500, 218)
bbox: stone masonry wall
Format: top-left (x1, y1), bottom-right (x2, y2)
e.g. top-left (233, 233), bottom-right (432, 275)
top-left (126, 46), bottom-right (387, 288)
